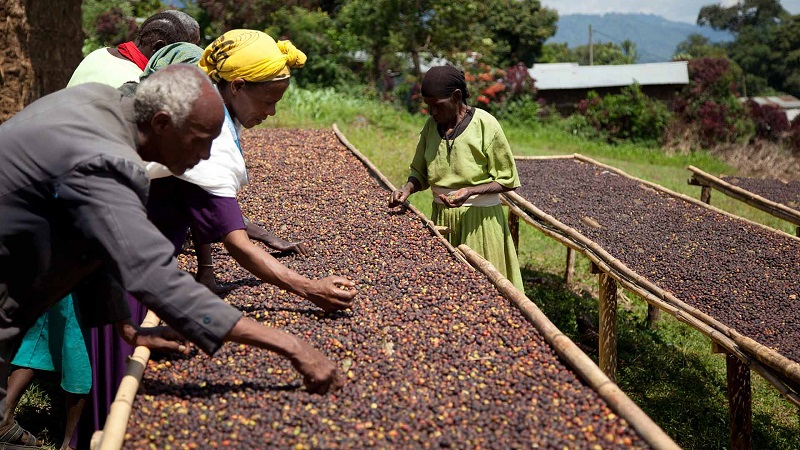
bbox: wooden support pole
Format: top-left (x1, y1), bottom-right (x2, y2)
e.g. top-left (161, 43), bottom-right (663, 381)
top-left (565, 247), bottom-right (575, 286)
top-left (647, 304), bottom-right (661, 328)
top-left (509, 210), bottom-right (520, 251)
top-left (592, 263), bottom-right (618, 382)
top-left (727, 354), bottom-right (753, 450)
top-left (700, 186), bottom-right (712, 204)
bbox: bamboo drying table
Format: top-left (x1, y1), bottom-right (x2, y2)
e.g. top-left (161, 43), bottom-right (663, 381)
top-left (687, 165), bottom-right (800, 237)
top-left (506, 154), bottom-right (800, 450)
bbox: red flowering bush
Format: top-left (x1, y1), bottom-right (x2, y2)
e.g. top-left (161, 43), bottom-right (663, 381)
top-left (671, 58), bottom-right (753, 147)
top-left (95, 7), bottom-right (137, 46)
top-left (746, 100), bottom-right (790, 141)
top-left (788, 116), bottom-right (800, 156)
top-left (404, 58), bottom-right (539, 124)
top-left (463, 60), bottom-right (538, 124)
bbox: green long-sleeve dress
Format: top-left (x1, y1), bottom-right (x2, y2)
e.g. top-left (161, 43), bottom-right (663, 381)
top-left (409, 107), bottom-right (524, 290)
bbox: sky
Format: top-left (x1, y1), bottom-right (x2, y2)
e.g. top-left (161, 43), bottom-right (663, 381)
top-left (539, 0), bottom-right (800, 24)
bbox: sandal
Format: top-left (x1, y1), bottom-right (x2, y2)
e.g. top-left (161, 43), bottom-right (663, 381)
top-left (0, 421), bottom-right (43, 449)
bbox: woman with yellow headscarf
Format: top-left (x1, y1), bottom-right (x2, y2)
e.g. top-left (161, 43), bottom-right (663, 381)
top-left (146, 30), bottom-right (357, 312)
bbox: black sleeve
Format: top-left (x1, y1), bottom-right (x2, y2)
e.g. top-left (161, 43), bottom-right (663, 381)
top-left (72, 270), bottom-right (130, 327)
top-left (57, 159), bottom-right (242, 354)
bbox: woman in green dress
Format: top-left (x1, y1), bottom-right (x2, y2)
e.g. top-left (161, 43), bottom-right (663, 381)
top-left (389, 65), bottom-right (524, 290)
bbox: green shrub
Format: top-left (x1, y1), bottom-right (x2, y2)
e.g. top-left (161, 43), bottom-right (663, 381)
top-left (497, 95), bottom-right (540, 126)
top-left (575, 84), bottom-right (670, 144)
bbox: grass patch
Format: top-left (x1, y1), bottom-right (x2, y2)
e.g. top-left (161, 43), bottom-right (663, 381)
top-left (266, 85), bottom-right (800, 449)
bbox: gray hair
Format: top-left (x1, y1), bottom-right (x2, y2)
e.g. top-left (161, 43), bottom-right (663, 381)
top-left (134, 64), bottom-right (211, 129)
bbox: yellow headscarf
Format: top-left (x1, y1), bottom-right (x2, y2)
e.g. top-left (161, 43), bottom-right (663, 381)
top-left (199, 29), bottom-right (306, 83)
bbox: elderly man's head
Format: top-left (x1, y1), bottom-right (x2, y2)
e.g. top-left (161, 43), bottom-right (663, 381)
top-left (134, 64), bottom-right (224, 175)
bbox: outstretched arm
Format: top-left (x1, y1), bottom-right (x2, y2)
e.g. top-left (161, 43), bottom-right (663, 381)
top-left (224, 317), bottom-right (344, 394)
top-left (243, 216), bottom-right (309, 256)
top-left (222, 229), bottom-right (356, 312)
top-left (61, 166), bottom-right (342, 393)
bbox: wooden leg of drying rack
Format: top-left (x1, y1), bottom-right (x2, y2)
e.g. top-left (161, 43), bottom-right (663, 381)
top-left (727, 353), bottom-right (752, 450)
top-left (646, 304), bottom-right (661, 328)
top-left (700, 186), bottom-right (712, 204)
top-left (564, 247), bottom-right (575, 287)
top-left (592, 263), bottom-right (617, 382)
top-left (508, 211), bottom-right (520, 252)
top-left (712, 342), bottom-right (752, 450)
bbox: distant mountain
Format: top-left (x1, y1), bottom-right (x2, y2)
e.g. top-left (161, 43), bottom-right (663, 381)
top-left (548, 13), bottom-right (733, 63)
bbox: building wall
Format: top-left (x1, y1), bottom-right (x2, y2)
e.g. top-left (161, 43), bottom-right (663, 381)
top-left (538, 84), bottom-right (685, 116)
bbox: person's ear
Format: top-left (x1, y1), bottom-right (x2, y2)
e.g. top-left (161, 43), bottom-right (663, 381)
top-left (230, 78), bottom-right (246, 96)
top-left (150, 111), bottom-right (174, 135)
top-left (152, 39), bottom-right (167, 52)
top-left (451, 89), bottom-right (462, 105)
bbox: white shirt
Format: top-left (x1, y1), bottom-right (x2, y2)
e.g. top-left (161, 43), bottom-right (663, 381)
top-left (144, 112), bottom-right (248, 197)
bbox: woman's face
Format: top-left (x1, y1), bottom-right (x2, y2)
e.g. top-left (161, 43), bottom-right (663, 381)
top-left (228, 79), bottom-right (290, 129)
top-left (423, 91), bottom-right (459, 125)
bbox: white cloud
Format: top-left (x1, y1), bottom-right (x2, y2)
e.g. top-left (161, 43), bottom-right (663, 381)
top-left (540, 0), bottom-right (800, 24)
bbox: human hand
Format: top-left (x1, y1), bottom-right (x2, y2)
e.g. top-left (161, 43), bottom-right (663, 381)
top-left (305, 276), bottom-right (357, 312)
top-left (132, 326), bottom-right (190, 354)
top-left (289, 342), bottom-right (345, 394)
top-left (271, 239), bottom-right (310, 256)
top-left (389, 188), bottom-right (410, 208)
top-left (439, 188), bottom-right (471, 208)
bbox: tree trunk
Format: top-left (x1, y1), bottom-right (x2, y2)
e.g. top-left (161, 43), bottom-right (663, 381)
top-left (0, 0), bottom-right (83, 123)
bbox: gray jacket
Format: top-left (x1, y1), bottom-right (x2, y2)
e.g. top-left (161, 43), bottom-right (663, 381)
top-left (0, 83), bottom-right (241, 354)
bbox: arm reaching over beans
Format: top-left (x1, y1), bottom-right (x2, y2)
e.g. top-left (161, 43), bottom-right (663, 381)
top-left (225, 317), bottom-right (345, 394)
top-left (243, 216), bottom-right (310, 256)
top-left (223, 229), bottom-right (356, 312)
top-left (115, 319), bottom-right (189, 354)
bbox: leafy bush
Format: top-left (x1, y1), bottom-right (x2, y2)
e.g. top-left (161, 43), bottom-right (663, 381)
top-left (462, 60), bottom-right (539, 124)
top-left (788, 116), bottom-right (800, 156)
top-left (746, 100), bottom-right (790, 141)
top-left (574, 84), bottom-right (671, 144)
top-left (264, 7), bottom-right (358, 89)
top-left (561, 113), bottom-right (602, 140)
top-left (672, 58), bottom-right (753, 147)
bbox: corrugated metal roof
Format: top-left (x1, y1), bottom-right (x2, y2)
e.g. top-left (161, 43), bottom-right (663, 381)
top-left (530, 61), bottom-right (689, 90)
top-left (743, 95), bottom-right (800, 110)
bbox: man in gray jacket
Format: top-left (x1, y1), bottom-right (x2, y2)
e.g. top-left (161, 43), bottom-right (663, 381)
top-left (0, 64), bottom-right (342, 442)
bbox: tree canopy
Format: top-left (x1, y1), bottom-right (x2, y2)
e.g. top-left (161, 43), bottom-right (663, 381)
top-left (80, 0), bottom-right (558, 87)
top-left (696, 0), bottom-right (799, 97)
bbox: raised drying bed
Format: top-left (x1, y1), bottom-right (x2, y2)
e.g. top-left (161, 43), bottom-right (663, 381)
top-left (99, 129), bottom-right (675, 449)
top-left (687, 165), bottom-right (800, 236)
top-left (507, 154), bottom-right (800, 449)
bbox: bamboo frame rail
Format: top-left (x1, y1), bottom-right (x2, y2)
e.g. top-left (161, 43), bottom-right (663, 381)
top-left (458, 244), bottom-right (680, 450)
top-left (91, 310), bottom-right (161, 450)
top-left (687, 165), bottom-right (800, 235)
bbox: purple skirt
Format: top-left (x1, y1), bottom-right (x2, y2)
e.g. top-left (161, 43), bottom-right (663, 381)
top-left (74, 177), bottom-right (245, 449)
